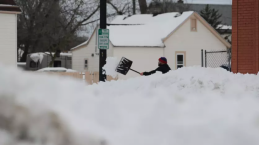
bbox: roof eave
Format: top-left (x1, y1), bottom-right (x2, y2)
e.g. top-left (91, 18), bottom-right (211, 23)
top-left (71, 27), bottom-right (98, 51)
top-left (0, 5), bottom-right (22, 14)
top-left (0, 10), bottom-right (21, 14)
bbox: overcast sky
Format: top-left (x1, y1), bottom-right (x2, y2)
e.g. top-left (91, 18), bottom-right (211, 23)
top-left (185, 0), bottom-right (232, 4)
top-left (146, 0), bottom-right (232, 5)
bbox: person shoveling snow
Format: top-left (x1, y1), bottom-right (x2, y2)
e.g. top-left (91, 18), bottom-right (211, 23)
top-left (109, 57), bottom-right (171, 77)
top-left (141, 57), bottom-right (171, 76)
top-left (104, 57), bottom-right (141, 77)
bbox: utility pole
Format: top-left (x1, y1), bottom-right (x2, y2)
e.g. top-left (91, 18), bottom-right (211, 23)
top-left (99, 0), bottom-right (107, 82)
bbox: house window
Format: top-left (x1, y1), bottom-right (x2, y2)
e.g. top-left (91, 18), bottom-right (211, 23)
top-left (175, 52), bottom-right (186, 69)
top-left (84, 59), bottom-right (88, 69)
top-left (191, 19), bottom-right (197, 31)
top-left (176, 54), bottom-right (184, 69)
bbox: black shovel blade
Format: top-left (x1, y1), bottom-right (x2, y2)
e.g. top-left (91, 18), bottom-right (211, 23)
top-left (115, 57), bottom-right (133, 75)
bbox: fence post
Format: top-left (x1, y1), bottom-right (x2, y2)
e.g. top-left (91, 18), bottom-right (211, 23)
top-left (201, 49), bottom-right (203, 67)
top-left (205, 50), bottom-right (207, 68)
top-left (228, 48), bottom-right (231, 72)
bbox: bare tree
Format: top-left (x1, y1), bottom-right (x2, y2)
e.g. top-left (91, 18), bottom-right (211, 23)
top-left (148, 0), bottom-right (190, 14)
top-left (200, 4), bottom-right (222, 33)
top-left (16, 0), bottom-right (99, 64)
top-left (138, 0), bottom-right (147, 14)
top-left (106, 0), bottom-right (132, 15)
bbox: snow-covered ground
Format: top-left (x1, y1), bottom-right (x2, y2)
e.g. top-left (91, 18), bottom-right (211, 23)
top-left (37, 67), bottom-right (77, 72)
top-left (0, 64), bottom-right (259, 145)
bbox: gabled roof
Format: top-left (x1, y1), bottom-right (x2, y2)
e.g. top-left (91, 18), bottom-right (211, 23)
top-left (71, 11), bottom-right (231, 51)
top-left (109, 11), bottom-right (193, 47)
top-left (0, 0), bottom-right (21, 13)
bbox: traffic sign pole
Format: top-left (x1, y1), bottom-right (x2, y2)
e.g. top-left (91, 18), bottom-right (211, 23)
top-left (99, 0), bottom-right (107, 82)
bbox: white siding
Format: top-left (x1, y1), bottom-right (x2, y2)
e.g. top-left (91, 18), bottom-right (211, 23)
top-left (113, 47), bottom-right (164, 79)
top-left (72, 16), bottom-right (229, 79)
top-left (0, 13), bottom-right (17, 66)
top-left (72, 29), bottom-right (113, 72)
top-left (164, 18), bottom-right (227, 70)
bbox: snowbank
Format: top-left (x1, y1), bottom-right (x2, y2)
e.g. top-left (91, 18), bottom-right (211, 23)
top-left (1, 64), bottom-right (259, 145)
top-left (37, 67), bottom-right (77, 72)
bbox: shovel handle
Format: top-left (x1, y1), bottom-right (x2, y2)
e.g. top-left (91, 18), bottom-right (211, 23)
top-left (130, 68), bottom-right (141, 74)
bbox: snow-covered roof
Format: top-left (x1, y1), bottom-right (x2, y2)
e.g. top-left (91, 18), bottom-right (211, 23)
top-left (30, 53), bottom-right (45, 63)
top-left (71, 11), bottom-right (194, 50)
top-left (59, 52), bottom-right (72, 57)
top-left (30, 52), bottom-right (72, 57)
top-left (71, 11), bottom-right (231, 50)
top-left (29, 52), bottom-right (72, 63)
top-left (218, 25), bottom-right (232, 30)
top-left (108, 11), bottom-right (193, 47)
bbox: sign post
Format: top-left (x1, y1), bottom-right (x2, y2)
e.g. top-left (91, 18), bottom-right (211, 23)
top-left (99, 0), bottom-right (107, 82)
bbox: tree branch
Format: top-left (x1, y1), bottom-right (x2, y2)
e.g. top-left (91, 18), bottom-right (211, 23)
top-left (107, 1), bottom-right (121, 14)
top-left (71, 5), bottom-right (100, 33)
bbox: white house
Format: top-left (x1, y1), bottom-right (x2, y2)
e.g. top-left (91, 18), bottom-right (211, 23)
top-left (71, 11), bottom-right (231, 79)
top-left (0, 0), bottom-right (21, 66)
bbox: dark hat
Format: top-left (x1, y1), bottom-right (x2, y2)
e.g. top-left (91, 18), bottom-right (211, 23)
top-left (159, 57), bottom-right (167, 64)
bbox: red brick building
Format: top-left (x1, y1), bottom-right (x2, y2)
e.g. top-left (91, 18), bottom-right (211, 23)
top-left (232, 0), bottom-right (259, 74)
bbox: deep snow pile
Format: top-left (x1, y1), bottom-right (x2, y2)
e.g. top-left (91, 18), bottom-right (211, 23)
top-left (1, 64), bottom-right (259, 145)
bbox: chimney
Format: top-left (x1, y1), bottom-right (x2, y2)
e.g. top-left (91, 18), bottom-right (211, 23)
top-left (178, 0), bottom-right (184, 3)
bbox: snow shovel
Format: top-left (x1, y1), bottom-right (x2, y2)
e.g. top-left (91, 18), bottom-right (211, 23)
top-left (115, 57), bottom-right (141, 75)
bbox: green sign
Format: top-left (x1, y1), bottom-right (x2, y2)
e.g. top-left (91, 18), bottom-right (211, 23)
top-left (98, 29), bottom-right (109, 49)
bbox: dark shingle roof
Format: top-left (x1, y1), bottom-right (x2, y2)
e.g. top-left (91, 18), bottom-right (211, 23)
top-left (0, 0), bottom-right (16, 5)
top-left (0, 0), bottom-right (21, 13)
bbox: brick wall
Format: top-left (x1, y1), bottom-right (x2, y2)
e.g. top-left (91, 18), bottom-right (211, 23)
top-left (232, 0), bottom-right (259, 74)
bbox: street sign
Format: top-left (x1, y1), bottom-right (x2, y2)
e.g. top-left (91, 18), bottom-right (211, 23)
top-left (98, 29), bottom-right (109, 49)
